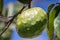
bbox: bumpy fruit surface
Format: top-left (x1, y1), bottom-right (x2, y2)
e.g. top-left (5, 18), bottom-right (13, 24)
top-left (16, 7), bottom-right (47, 38)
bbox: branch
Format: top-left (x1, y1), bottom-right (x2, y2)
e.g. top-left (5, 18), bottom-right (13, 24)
top-left (28, 0), bottom-right (32, 8)
top-left (0, 6), bottom-right (26, 36)
top-left (0, 16), bottom-right (14, 22)
top-left (0, 16), bottom-right (9, 22)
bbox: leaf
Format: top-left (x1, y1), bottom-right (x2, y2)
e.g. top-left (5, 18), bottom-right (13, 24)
top-left (46, 4), bottom-right (60, 40)
top-left (54, 12), bottom-right (60, 39)
top-left (48, 4), bottom-right (55, 13)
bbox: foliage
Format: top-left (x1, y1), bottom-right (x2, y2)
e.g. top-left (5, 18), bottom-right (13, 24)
top-left (54, 12), bottom-right (60, 39)
top-left (46, 3), bottom-right (60, 40)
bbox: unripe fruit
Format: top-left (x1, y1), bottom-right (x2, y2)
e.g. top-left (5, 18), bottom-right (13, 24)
top-left (16, 7), bottom-right (47, 38)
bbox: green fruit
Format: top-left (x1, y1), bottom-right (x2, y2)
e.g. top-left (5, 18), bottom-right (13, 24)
top-left (16, 7), bottom-right (47, 38)
top-left (54, 12), bottom-right (60, 39)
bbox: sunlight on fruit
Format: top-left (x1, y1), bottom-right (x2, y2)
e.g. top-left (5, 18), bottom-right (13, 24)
top-left (16, 7), bottom-right (47, 38)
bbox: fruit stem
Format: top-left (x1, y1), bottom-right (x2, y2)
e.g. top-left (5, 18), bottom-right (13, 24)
top-left (28, 0), bottom-right (32, 8)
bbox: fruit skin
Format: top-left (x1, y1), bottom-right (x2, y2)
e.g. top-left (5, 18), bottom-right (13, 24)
top-left (16, 7), bottom-right (47, 38)
top-left (54, 12), bottom-right (60, 39)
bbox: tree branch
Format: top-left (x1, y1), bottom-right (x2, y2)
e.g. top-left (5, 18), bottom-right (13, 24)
top-left (0, 16), bottom-right (9, 22)
top-left (0, 6), bottom-right (26, 36)
top-left (28, 0), bottom-right (32, 8)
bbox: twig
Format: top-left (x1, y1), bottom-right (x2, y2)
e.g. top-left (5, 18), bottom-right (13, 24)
top-left (28, 0), bottom-right (32, 8)
top-left (0, 16), bottom-right (14, 22)
top-left (0, 6), bottom-right (26, 36)
top-left (0, 16), bottom-right (9, 22)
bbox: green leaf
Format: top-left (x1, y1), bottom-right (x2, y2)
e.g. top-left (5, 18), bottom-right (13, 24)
top-left (46, 4), bottom-right (60, 40)
top-left (48, 4), bottom-right (55, 13)
top-left (54, 12), bottom-right (60, 39)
